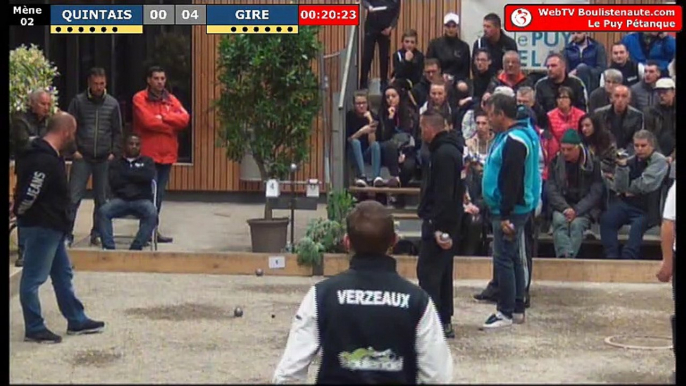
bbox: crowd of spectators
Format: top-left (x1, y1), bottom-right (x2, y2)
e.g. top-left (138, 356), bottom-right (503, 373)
top-left (349, 6), bottom-right (676, 260)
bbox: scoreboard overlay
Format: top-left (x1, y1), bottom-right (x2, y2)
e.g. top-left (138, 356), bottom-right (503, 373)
top-left (10, 3), bottom-right (359, 34)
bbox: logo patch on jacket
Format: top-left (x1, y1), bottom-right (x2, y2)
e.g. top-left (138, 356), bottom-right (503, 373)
top-left (339, 347), bottom-right (404, 372)
top-left (336, 290), bottom-right (410, 308)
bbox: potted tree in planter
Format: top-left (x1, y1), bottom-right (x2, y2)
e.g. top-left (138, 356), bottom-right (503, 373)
top-left (215, 27), bottom-right (321, 253)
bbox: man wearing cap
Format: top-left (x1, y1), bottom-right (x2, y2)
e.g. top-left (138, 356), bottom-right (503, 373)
top-left (546, 129), bottom-right (604, 258)
top-left (426, 13), bottom-right (471, 82)
top-left (643, 78), bottom-right (675, 168)
top-left (359, 0), bottom-right (401, 90)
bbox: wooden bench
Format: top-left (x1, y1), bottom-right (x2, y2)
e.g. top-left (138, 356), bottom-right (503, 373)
top-left (348, 187), bottom-right (421, 195)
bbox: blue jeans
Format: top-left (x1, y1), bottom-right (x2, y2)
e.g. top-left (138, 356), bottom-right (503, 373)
top-left (68, 158), bottom-right (109, 237)
top-left (98, 198), bottom-right (158, 250)
top-left (348, 139), bottom-right (381, 179)
top-left (154, 163), bottom-right (172, 215)
top-left (491, 213), bottom-right (530, 318)
top-left (600, 200), bottom-right (648, 259)
top-left (19, 226), bottom-right (88, 334)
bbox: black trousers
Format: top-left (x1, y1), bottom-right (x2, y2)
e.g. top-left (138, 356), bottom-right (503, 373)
top-left (417, 221), bottom-right (455, 324)
top-left (360, 29), bottom-right (391, 89)
top-left (486, 212), bottom-right (535, 294)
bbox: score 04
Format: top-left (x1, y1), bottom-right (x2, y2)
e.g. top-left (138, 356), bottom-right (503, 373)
top-left (180, 9), bottom-right (199, 20)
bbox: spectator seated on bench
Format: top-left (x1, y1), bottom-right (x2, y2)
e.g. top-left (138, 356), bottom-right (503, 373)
top-left (600, 130), bottom-right (669, 259)
top-left (346, 90), bottom-right (397, 187)
top-left (546, 130), bottom-right (604, 258)
top-left (378, 81), bottom-right (418, 188)
top-left (98, 134), bottom-right (158, 251)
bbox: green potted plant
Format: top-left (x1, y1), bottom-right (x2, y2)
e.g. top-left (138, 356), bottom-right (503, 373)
top-left (295, 190), bottom-right (356, 274)
top-left (215, 27), bottom-right (322, 253)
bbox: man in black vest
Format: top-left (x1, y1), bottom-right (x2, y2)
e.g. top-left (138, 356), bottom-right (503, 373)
top-left (273, 201), bottom-right (453, 384)
top-left (417, 110), bottom-right (464, 338)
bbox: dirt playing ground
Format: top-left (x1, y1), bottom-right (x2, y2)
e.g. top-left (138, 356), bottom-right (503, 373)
top-left (9, 272), bottom-right (675, 384)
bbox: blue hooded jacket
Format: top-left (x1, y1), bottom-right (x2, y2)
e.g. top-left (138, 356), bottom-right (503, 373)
top-left (621, 32), bottom-right (675, 72)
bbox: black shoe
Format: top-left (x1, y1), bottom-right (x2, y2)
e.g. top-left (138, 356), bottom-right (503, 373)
top-left (473, 287), bottom-right (499, 303)
top-left (443, 323), bottom-right (455, 339)
top-left (25, 329), bottom-right (62, 344)
top-left (524, 295), bottom-right (531, 309)
top-left (89, 235), bottom-right (101, 246)
top-left (67, 319), bottom-right (105, 335)
top-left (129, 244), bottom-right (143, 251)
top-left (156, 234), bottom-right (173, 243)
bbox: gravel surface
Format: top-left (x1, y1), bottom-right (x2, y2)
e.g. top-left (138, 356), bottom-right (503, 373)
top-left (9, 273), bottom-right (675, 384)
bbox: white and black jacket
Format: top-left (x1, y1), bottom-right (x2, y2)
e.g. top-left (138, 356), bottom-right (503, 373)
top-left (273, 254), bottom-right (453, 384)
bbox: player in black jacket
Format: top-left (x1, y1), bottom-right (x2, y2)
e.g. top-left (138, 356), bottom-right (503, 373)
top-left (359, 0), bottom-right (401, 89)
top-left (13, 112), bottom-right (105, 344)
top-left (416, 110), bottom-right (464, 338)
top-left (98, 134), bottom-right (158, 251)
top-left (273, 201), bottom-right (453, 384)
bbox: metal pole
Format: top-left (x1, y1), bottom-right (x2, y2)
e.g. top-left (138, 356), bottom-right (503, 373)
top-left (290, 170), bottom-right (296, 249)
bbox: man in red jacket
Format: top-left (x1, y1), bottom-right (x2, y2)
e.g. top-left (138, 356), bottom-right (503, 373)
top-left (132, 66), bottom-right (190, 243)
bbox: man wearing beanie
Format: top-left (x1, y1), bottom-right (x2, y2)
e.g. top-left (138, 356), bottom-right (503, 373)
top-left (546, 129), bottom-right (604, 258)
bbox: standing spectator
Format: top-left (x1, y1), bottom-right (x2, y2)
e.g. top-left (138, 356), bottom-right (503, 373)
top-left (594, 85), bottom-right (644, 152)
top-left (377, 83), bottom-right (415, 188)
top-left (411, 59), bottom-right (441, 108)
top-left (346, 91), bottom-right (382, 187)
top-left (547, 129), bottom-right (604, 258)
top-left (66, 67), bottom-right (123, 247)
top-left (416, 110), bottom-right (464, 338)
top-left (392, 29), bottom-right (424, 88)
top-left (600, 42), bottom-right (641, 87)
top-left (547, 86), bottom-right (586, 143)
top-left (13, 112), bottom-right (105, 344)
top-left (133, 66), bottom-right (190, 244)
top-left (601, 130), bottom-right (668, 260)
top-left (643, 78), bottom-right (675, 163)
top-left (272, 201), bottom-right (453, 384)
top-left (471, 49), bottom-right (495, 100)
top-left (426, 13), bottom-right (471, 82)
top-left (589, 69), bottom-right (622, 113)
top-left (481, 94), bottom-right (541, 328)
top-left (630, 61), bottom-right (661, 112)
top-left (656, 180), bottom-right (676, 385)
top-left (563, 32), bottom-right (607, 92)
top-left (472, 13), bottom-right (517, 74)
top-left (621, 32), bottom-right (676, 77)
top-left (98, 134), bottom-right (157, 251)
top-left (10, 89), bottom-right (52, 267)
top-left (535, 53), bottom-right (587, 112)
top-left (10, 90), bottom-right (51, 159)
top-left (359, 0), bottom-right (401, 90)
top-left (487, 51), bottom-right (534, 94)
top-left (578, 114), bottom-right (617, 175)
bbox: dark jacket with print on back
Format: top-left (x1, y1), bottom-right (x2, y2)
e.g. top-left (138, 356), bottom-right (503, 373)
top-left (417, 130), bottom-right (464, 235)
top-left (12, 138), bottom-right (71, 233)
top-left (68, 90), bottom-right (123, 161)
top-left (109, 155), bottom-right (157, 202)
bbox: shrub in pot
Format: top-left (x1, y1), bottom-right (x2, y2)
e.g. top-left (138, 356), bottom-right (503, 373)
top-left (215, 27), bottom-right (321, 253)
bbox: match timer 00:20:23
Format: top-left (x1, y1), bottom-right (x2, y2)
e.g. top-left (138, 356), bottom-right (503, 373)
top-left (298, 5), bottom-right (359, 26)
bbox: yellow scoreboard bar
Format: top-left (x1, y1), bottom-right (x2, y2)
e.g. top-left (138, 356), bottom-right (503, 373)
top-left (206, 25), bottom-right (299, 34)
top-left (50, 25), bottom-right (143, 34)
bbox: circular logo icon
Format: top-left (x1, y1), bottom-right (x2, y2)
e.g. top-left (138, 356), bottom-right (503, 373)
top-left (511, 8), bottom-right (532, 28)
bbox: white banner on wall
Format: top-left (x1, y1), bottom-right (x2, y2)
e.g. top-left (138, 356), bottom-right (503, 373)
top-left (461, 0), bottom-right (590, 71)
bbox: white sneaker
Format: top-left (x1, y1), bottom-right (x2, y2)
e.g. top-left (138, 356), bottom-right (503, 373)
top-left (354, 178), bottom-right (368, 187)
top-left (513, 312), bottom-right (525, 324)
top-left (372, 177), bottom-right (385, 187)
top-left (481, 311), bottom-right (513, 329)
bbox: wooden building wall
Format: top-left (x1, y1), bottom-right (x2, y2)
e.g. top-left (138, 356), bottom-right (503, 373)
top-left (11, 0), bottom-right (662, 195)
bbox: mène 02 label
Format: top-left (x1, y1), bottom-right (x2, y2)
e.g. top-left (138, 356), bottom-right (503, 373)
top-left (10, 4), bottom-right (51, 26)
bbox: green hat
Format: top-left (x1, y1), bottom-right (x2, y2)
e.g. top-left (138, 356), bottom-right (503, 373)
top-left (561, 129), bottom-right (582, 145)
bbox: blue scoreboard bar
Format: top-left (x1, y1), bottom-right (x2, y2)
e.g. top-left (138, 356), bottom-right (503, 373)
top-left (206, 5), bottom-right (299, 34)
top-left (50, 5), bottom-right (144, 34)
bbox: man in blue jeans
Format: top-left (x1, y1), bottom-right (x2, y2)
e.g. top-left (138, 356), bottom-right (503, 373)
top-left (99, 134), bottom-right (158, 250)
top-left (13, 112), bottom-right (105, 343)
top-left (481, 93), bottom-right (541, 329)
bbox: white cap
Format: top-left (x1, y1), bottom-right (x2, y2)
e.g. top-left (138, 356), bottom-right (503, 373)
top-left (655, 77), bottom-right (675, 89)
top-left (493, 86), bottom-right (515, 97)
top-left (443, 12), bottom-right (459, 25)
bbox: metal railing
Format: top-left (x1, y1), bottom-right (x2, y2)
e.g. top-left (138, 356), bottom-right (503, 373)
top-left (330, 25), bottom-right (359, 191)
